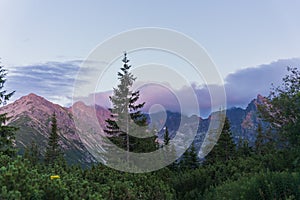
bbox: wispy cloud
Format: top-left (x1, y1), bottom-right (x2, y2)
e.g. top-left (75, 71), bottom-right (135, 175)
top-left (135, 58), bottom-right (300, 116)
top-left (5, 58), bottom-right (300, 116)
top-left (6, 60), bottom-right (82, 106)
top-left (224, 58), bottom-right (300, 108)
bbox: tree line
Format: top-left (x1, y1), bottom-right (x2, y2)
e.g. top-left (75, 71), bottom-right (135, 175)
top-left (0, 55), bottom-right (299, 199)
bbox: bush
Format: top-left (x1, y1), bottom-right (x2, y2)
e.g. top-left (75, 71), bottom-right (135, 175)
top-left (0, 156), bottom-right (173, 199)
top-left (204, 171), bottom-right (300, 200)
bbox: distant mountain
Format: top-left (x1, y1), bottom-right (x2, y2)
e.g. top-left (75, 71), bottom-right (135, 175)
top-left (0, 93), bottom-right (109, 166)
top-left (226, 94), bottom-right (267, 143)
top-left (159, 94), bottom-right (267, 153)
top-left (0, 93), bottom-right (267, 166)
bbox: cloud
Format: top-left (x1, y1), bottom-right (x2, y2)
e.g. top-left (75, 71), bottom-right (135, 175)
top-left (190, 58), bottom-right (300, 116)
top-left (128, 58), bottom-right (300, 117)
top-left (4, 58), bottom-right (300, 117)
top-left (224, 58), bottom-right (300, 108)
top-left (6, 60), bottom-right (82, 106)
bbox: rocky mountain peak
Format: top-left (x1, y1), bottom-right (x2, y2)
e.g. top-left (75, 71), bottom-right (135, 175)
top-left (0, 93), bottom-right (99, 165)
top-left (245, 94), bottom-right (267, 113)
top-left (0, 93), bottom-right (270, 165)
top-left (256, 94), bottom-right (268, 105)
top-left (18, 93), bottom-right (51, 106)
top-left (0, 93), bottom-right (74, 133)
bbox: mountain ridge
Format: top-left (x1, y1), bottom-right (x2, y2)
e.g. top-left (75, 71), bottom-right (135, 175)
top-left (0, 93), bottom-right (267, 165)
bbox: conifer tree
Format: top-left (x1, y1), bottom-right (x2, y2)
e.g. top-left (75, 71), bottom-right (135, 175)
top-left (179, 142), bottom-right (199, 170)
top-left (45, 112), bottom-right (61, 164)
top-left (186, 142), bottom-right (199, 169)
top-left (205, 117), bottom-right (236, 164)
top-left (168, 143), bottom-right (178, 171)
top-left (24, 141), bottom-right (40, 165)
top-left (134, 127), bottom-right (158, 153)
top-left (254, 124), bottom-right (275, 155)
top-left (104, 53), bottom-right (156, 161)
top-left (237, 138), bottom-right (252, 157)
top-left (0, 63), bottom-right (17, 157)
top-left (164, 126), bottom-right (170, 146)
top-left (255, 123), bottom-right (264, 155)
top-left (161, 126), bottom-right (175, 168)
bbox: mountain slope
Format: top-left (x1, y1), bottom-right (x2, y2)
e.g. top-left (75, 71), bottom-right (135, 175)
top-left (0, 93), bottom-right (102, 166)
top-left (0, 93), bottom-right (267, 166)
top-left (162, 94), bottom-right (267, 153)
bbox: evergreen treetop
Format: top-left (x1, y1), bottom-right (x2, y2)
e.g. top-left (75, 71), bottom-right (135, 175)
top-left (164, 126), bottom-right (170, 146)
top-left (205, 117), bottom-right (236, 164)
top-left (104, 52), bottom-right (156, 162)
top-left (45, 112), bottom-right (61, 165)
top-left (0, 63), bottom-right (17, 157)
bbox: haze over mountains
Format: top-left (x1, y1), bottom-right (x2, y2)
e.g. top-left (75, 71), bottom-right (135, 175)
top-left (0, 92), bottom-right (267, 166)
top-left (3, 57), bottom-right (295, 166)
top-left (2, 48), bottom-right (289, 166)
top-left (6, 58), bottom-right (300, 117)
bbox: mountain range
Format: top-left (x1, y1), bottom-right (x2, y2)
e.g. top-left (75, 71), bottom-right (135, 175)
top-left (0, 93), bottom-right (267, 166)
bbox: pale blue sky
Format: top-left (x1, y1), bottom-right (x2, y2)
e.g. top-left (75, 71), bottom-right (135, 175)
top-left (1, 0), bottom-right (300, 113)
top-left (1, 0), bottom-right (300, 76)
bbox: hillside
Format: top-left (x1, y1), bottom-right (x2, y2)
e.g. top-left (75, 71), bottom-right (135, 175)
top-left (0, 93), bottom-right (108, 166)
top-left (0, 93), bottom-right (267, 166)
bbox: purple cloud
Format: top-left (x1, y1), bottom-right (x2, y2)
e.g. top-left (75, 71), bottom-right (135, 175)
top-left (224, 58), bottom-right (300, 108)
top-left (6, 60), bottom-right (81, 106)
top-left (121, 58), bottom-right (299, 117)
top-left (6, 58), bottom-right (300, 117)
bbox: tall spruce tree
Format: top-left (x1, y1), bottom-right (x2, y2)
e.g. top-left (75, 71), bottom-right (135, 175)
top-left (164, 126), bottom-right (170, 146)
top-left (255, 123), bottom-right (264, 155)
top-left (179, 142), bottom-right (199, 170)
top-left (237, 138), bottom-right (252, 157)
top-left (105, 53), bottom-right (156, 161)
top-left (45, 112), bottom-right (61, 164)
top-left (162, 126), bottom-right (176, 169)
top-left (24, 141), bottom-right (40, 165)
top-left (205, 117), bottom-right (236, 164)
top-left (0, 63), bottom-right (17, 157)
top-left (254, 124), bottom-right (275, 155)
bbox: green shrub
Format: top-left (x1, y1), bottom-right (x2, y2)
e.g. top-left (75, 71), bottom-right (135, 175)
top-left (204, 171), bottom-right (300, 200)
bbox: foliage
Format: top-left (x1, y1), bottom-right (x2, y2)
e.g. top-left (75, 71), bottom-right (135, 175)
top-left (24, 141), bottom-right (41, 165)
top-left (236, 138), bottom-right (252, 157)
top-left (44, 113), bottom-right (62, 165)
top-left (0, 63), bottom-right (15, 106)
top-left (171, 150), bottom-right (299, 199)
top-left (0, 154), bottom-right (174, 200)
top-left (205, 117), bottom-right (236, 164)
top-left (204, 171), bottom-right (300, 200)
top-left (0, 63), bottom-right (17, 157)
top-left (164, 126), bottom-right (170, 145)
top-left (104, 53), bottom-right (157, 157)
top-left (178, 142), bottom-right (199, 170)
top-left (1, 61), bottom-right (300, 199)
top-left (255, 123), bottom-right (264, 155)
top-left (259, 67), bottom-right (300, 148)
top-left (254, 124), bottom-right (276, 155)
top-left (0, 113), bottom-right (17, 157)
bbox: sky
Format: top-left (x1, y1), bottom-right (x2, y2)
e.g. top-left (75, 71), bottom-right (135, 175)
top-left (1, 1), bottom-right (300, 116)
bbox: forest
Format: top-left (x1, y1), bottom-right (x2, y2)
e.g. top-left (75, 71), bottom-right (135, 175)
top-left (0, 56), bottom-right (300, 199)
